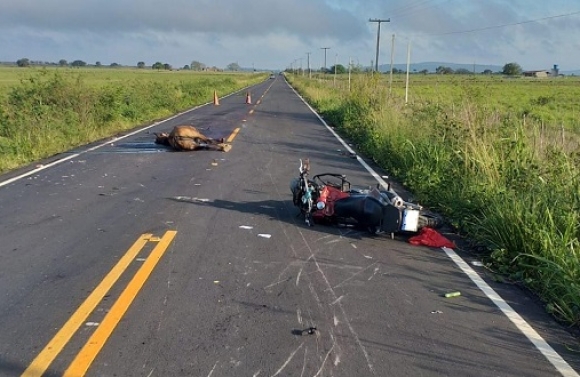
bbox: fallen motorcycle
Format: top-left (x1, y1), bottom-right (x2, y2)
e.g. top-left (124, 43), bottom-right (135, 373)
top-left (290, 159), bottom-right (442, 237)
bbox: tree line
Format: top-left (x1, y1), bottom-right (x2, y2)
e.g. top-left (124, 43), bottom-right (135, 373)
top-left (14, 58), bottom-right (247, 72)
top-left (286, 62), bottom-right (526, 76)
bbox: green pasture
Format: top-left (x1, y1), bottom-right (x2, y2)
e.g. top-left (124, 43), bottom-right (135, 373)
top-left (0, 66), bottom-right (267, 172)
top-left (312, 72), bottom-right (580, 132)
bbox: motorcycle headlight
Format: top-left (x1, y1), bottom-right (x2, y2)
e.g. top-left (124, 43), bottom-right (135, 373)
top-left (316, 201), bottom-right (326, 210)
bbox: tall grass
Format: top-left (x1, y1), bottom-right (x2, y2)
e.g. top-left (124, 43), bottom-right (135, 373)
top-left (0, 68), bottom-right (266, 172)
top-left (288, 73), bottom-right (580, 328)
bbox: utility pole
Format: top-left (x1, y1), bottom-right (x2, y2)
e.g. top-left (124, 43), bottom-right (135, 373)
top-left (389, 34), bottom-right (395, 96)
top-left (348, 56), bottom-right (352, 91)
top-left (306, 52), bottom-right (311, 78)
top-left (369, 18), bottom-right (390, 73)
top-left (405, 40), bottom-right (411, 104)
top-left (334, 53), bottom-right (337, 87)
top-left (321, 47), bottom-right (330, 73)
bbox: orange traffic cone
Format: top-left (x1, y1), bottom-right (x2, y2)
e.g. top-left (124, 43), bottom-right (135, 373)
top-left (213, 90), bottom-right (220, 106)
top-left (245, 91), bottom-right (252, 105)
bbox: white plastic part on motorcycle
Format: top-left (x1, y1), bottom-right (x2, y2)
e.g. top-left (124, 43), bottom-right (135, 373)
top-left (316, 201), bottom-right (325, 210)
top-left (401, 209), bottom-right (420, 232)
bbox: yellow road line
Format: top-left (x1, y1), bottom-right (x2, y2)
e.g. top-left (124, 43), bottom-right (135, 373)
top-left (22, 233), bottom-right (154, 377)
top-left (226, 127), bottom-right (241, 143)
top-left (63, 230), bottom-right (177, 377)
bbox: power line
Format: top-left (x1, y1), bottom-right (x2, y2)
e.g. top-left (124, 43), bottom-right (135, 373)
top-left (385, 0), bottom-right (452, 19)
top-left (430, 10), bottom-right (580, 36)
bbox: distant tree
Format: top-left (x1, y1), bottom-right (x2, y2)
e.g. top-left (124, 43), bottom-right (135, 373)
top-left (436, 66), bottom-right (454, 74)
top-left (455, 68), bottom-right (472, 75)
top-left (95, 61), bottom-right (102, 67)
top-left (59, 59), bottom-right (68, 66)
top-left (137, 61), bottom-right (145, 69)
top-left (419, 69), bottom-right (429, 75)
top-left (183, 65), bottom-right (190, 70)
top-left (110, 62), bottom-right (120, 67)
top-left (163, 63), bottom-right (172, 70)
top-left (152, 62), bottom-right (164, 70)
top-left (227, 62), bottom-right (240, 71)
top-left (482, 69), bottom-right (493, 75)
top-left (16, 58), bottom-right (30, 67)
top-left (191, 60), bottom-right (206, 71)
top-left (329, 64), bottom-right (346, 74)
top-left (502, 62), bottom-right (522, 76)
top-left (71, 60), bottom-right (86, 67)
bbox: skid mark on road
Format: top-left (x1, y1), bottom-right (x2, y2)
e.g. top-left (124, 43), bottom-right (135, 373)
top-left (330, 262), bottom-right (379, 290)
top-left (271, 342), bottom-right (305, 377)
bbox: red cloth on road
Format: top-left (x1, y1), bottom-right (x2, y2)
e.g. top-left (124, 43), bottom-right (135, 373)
top-left (409, 227), bottom-right (456, 249)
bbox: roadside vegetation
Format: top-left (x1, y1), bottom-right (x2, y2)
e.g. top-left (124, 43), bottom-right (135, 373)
top-left (0, 67), bottom-right (266, 172)
top-left (287, 72), bottom-right (580, 330)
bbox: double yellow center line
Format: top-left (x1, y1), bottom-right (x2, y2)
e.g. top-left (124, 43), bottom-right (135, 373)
top-left (22, 231), bottom-right (177, 377)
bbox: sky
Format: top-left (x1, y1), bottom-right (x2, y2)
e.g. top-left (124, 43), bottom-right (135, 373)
top-left (1, 0), bottom-right (580, 71)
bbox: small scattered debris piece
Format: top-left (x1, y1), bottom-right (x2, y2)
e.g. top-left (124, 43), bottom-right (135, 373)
top-left (211, 159), bottom-right (218, 166)
top-left (431, 310), bottom-right (443, 314)
top-left (444, 291), bottom-right (461, 298)
top-left (292, 327), bottom-right (317, 336)
top-left (213, 280), bottom-right (220, 284)
top-left (239, 225), bottom-right (253, 230)
top-left (85, 322), bottom-right (99, 327)
top-left (471, 261), bottom-right (483, 266)
top-left (258, 234), bottom-right (271, 239)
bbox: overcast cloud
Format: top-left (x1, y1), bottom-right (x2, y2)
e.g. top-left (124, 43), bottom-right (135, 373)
top-left (1, 0), bottom-right (579, 71)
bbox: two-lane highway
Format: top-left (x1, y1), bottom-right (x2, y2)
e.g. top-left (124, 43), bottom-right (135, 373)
top-left (0, 76), bottom-right (578, 376)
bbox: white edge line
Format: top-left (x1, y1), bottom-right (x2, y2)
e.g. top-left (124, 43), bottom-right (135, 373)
top-left (0, 83), bottom-right (257, 189)
top-left (0, 109), bottom-right (190, 188)
top-left (288, 80), bottom-right (579, 377)
top-left (442, 247), bottom-right (578, 377)
top-left (287, 82), bottom-right (391, 191)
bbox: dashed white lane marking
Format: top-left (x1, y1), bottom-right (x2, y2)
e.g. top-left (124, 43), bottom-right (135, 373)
top-left (442, 247), bottom-right (579, 377)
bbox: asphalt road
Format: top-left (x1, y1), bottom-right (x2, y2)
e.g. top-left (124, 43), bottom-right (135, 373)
top-left (0, 76), bottom-right (578, 377)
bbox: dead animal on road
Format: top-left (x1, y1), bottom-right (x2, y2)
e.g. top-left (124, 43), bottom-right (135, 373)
top-left (154, 125), bottom-right (231, 152)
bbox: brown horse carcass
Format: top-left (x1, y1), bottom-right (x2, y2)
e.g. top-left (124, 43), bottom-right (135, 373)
top-left (154, 125), bottom-right (231, 152)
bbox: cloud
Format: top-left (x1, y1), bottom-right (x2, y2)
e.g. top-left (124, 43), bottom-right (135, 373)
top-left (1, 0), bottom-right (579, 70)
top-left (1, 0), bottom-right (366, 40)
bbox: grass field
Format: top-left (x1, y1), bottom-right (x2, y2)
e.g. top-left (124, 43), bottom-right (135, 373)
top-left (0, 66), bottom-right (267, 171)
top-left (0, 66), bottom-right (260, 92)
